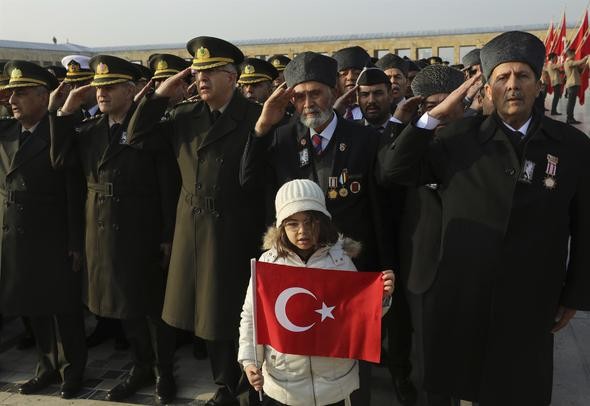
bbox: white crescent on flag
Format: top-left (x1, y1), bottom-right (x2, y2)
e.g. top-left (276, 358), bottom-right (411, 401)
top-left (274, 287), bottom-right (335, 333)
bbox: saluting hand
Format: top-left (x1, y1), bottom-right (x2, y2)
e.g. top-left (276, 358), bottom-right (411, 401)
top-left (551, 306), bottom-right (576, 333)
top-left (48, 81), bottom-right (71, 112)
top-left (134, 79), bottom-right (154, 103)
top-left (393, 95), bottom-right (423, 124)
top-left (333, 85), bottom-right (358, 115)
top-left (428, 72), bottom-right (482, 123)
top-left (60, 84), bottom-right (94, 115)
top-left (254, 82), bottom-right (294, 136)
top-left (155, 68), bottom-right (192, 99)
top-left (245, 364), bottom-right (264, 392)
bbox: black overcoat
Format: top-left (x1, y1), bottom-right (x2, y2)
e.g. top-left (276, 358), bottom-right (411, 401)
top-left (0, 115), bottom-right (84, 316)
top-left (127, 91), bottom-right (266, 340)
top-left (379, 113), bottom-right (590, 405)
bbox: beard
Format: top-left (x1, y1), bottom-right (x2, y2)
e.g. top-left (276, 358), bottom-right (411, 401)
top-left (299, 106), bottom-right (334, 129)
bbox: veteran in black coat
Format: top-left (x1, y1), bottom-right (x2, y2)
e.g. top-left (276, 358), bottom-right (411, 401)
top-left (0, 61), bottom-right (86, 398)
top-left (378, 31), bottom-right (590, 405)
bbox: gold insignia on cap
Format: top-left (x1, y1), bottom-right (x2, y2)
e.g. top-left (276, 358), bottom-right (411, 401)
top-left (96, 63), bottom-right (109, 75)
top-left (272, 59), bottom-right (281, 68)
top-left (156, 60), bottom-right (168, 71)
top-left (244, 65), bottom-right (255, 74)
top-left (196, 47), bottom-right (211, 61)
top-left (10, 69), bottom-right (23, 80)
top-left (68, 62), bottom-right (80, 73)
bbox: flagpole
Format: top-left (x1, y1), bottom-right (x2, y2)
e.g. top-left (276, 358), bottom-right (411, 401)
top-left (250, 258), bottom-right (264, 402)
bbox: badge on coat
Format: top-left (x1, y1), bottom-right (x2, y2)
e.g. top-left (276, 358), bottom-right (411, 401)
top-left (299, 148), bottom-right (310, 167)
top-left (119, 131), bottom-right (128, 144)
top-left (519, 160), bottom-right (535, 184)
top-left (543, 154), bottom-right (558, 190)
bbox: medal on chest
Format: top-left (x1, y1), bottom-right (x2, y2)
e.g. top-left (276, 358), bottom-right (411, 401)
top-left (543, 154), bottom-right (558, 190)
top-left (328, 176), bottom-right (338, 199)
top-left (338, 169), bottom-right (349, 197)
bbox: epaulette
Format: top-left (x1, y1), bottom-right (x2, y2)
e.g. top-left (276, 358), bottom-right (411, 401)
top-left (174, 98), bottom-right (198, 107)
top-left (0, 116), bottom-right (16, 121)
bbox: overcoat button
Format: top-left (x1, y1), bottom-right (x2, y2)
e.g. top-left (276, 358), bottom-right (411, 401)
top-left (193, 208), bottom-right (202, 215)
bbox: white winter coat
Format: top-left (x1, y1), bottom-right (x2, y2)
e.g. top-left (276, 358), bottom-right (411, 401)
top-left (238, 229), bottom-right (368, 406)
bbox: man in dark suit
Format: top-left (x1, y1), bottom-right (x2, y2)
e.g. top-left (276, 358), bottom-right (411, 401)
top-left (379, 31), bottom-right (590, 406)
top-left (240, 51), bottom-right (394, 405)
top-left (355, 67), bottom-right (416, 406)
top-left (127, 36), bottom-right (266, 406)
top-left (49, 55), bottom-right (179, 405)
top-left (0, 60), bottom-right (86, 399)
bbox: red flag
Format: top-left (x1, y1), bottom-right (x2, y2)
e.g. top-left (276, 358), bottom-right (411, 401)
top-left (545, 21), bottom-right (555, 56)
top-left (254, 261), bottom-right (383, 363)
top-left (575, 26), bottom-right (590, 105)
top-left (552, 12), bottom-right (567, 58)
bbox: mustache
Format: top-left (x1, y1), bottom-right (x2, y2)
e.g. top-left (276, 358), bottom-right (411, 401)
top-left (505, 90), bottom-right (523, 100)
top-left (303, 107), bottom-right (321, 115)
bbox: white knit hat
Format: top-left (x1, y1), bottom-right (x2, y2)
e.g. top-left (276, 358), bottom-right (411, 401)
top-left (275, 179), bottom-right (331, 227)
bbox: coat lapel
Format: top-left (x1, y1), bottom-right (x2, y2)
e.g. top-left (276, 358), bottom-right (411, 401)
top-left (197, 91), bottom-right (245, 152)
top-left (98, 106), bottom-right (136, 169)
top-left (0, 121), bottom-right (19, 176)
top-left (8, 115), bottom-right (49, 175)
top-left (329, 117), bottom-right (352, 177)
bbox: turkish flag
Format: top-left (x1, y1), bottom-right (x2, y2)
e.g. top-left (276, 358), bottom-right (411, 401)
top-left (254, 261), bottom-right (383, 363)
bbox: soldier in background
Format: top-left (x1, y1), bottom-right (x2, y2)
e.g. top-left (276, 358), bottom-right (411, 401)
top-left (49, 55), bottom-right (180, 405)
top-left (332, 46), bottom-right (371, 120)
top-left (238, 57), bottom-right (278, 104)
top-left (1, 60), bottom-right (87, 400)
top-left (268, 54), bottom-right (291, 89)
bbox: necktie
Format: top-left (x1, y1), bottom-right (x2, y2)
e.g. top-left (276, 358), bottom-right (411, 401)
top-left (19, 130), bottom-right (31, 147)
top-left (109, 123), bottom-right (122, 143)
top-left (344, 108), bottom-right (353, 120)
top-left (311, 133), bottom-right (323, 155)
top-left (83, 109), bottom-right (91, 119)
top-left (210, 110), bottom-right (221, 123)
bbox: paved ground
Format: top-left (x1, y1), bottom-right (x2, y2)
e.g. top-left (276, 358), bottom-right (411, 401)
top-left (0, 94), bottom-right (588, 405)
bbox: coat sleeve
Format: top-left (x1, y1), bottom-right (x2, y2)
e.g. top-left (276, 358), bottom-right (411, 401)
top-left (127, 95), bottom-right (171, 145)
top-left (376, 123), bottom-right (448, 187)
top-left (49, 112), bottom-right (80, 169)
top-left (153, 134), bottom-right (181, 243)
top-left (561, 141), bottom-right (590, 310)
top-left (239, 130), bottom-right (275, 190)
top-left (64, 153), bottom-right (86, 253)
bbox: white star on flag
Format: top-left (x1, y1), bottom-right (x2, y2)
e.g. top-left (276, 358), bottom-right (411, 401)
top-left (315, 302), bottom-right (335, 322)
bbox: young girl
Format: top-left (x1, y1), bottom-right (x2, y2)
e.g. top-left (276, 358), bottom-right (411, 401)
top-left (238, 179), bottom-right (394, 406)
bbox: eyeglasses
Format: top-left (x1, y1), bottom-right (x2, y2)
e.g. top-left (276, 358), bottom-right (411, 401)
top-left (283, 218), bottom-right (319, 232)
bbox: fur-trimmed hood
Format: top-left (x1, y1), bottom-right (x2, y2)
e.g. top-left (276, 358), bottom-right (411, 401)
top-left (261, 226), bottom-right (362, 259)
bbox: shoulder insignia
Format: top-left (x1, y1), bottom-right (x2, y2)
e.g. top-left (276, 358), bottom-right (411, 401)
top-left (0, 116), bottom-right (16, 121)
top-left (174, 98), bottom-right (198, 107)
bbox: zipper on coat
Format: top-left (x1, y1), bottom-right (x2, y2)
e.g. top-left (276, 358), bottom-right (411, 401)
top-left (309, 356), bottom-right (317, 406)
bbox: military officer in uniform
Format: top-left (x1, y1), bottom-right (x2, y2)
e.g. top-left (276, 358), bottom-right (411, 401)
top-left (149, 53), bottom-right (191, 107)
top-left (127, 36), bottom-right (266, 406)
top-left (48, 55), bottom-right (180, 405)
top-left (0, 60), bottom-right (87, 399)
top-left (268, 54), bottom-right (291, 89)
top-left (379, 31), bottom-right (590, 406)
top-left (238, 57), bottom-right (278, 104)
top-left (0, 62), bottom-right (11, 116)
top-left (61, 55), bottom-right (100, 119)
top-left (240, 51), bottom-right (395, 405)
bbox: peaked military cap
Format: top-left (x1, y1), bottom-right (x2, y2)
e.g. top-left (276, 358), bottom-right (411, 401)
top-left (238, 58), bottom-right (278, 84)
top-left (46, 66), bottom-right (67, 82)
top-left (62, 55), bottom-right (94, 83)
top-left (3, 60), bottom-right (59, 90)
top-left (332, 46), bottom-right (371, 71)
top-left (375, 53), bottom-right (409, 76)
top-left (356, 67), bottom-right (390, 86)
top-left (268, 55), bottom-right (291, 71)
top-left (134, 64), bottom-right (153, 82)
top-left (89, 55), bottom-right (141, 86)
top-left (0, 62), bottom-right (7, 87)
top-left (148, 54), bottom-right (190, 80)
top-left (480, 31), bottom-right (545, 80)
top-left (462, 49), bottom-right (481, 69)
top-left (186, 36), bottom-right (244, 71)
top-left (411, 65), bottom-right (464, 98)
top-left (284, 52), bottom-right (337, 88)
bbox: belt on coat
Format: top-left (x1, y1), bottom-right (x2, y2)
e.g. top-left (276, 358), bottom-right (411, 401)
top-left (181, 187), bottom-right (217, 213)
top-left (87, 182), bottom-right (156, 198)
top-left (0, 188), bottom-right (63, 204)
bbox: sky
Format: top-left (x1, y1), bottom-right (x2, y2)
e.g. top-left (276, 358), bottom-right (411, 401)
top-left (0, 0), bottom-right (588, 47)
